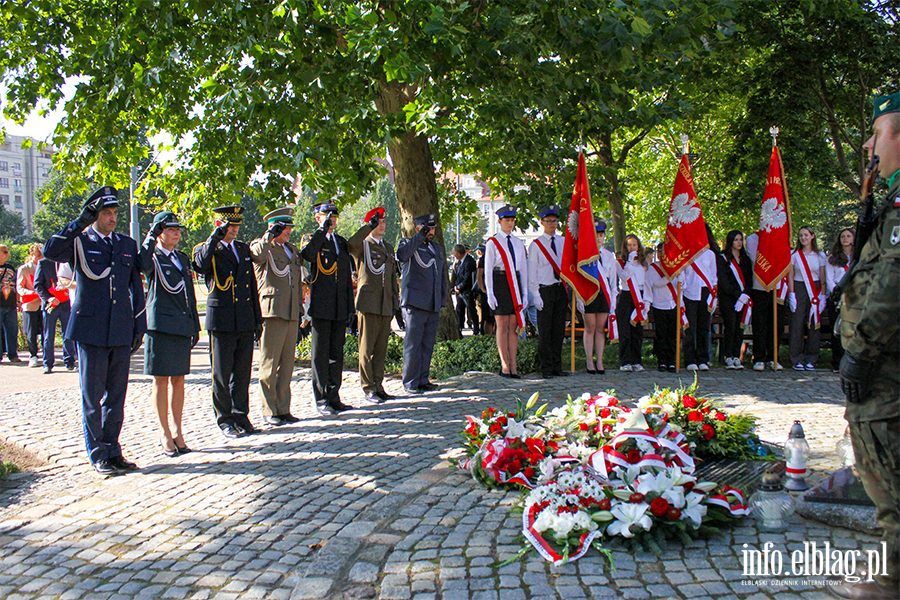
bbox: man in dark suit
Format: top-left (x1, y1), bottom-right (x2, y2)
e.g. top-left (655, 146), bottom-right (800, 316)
top-left (301, 201), bottom-right (355, 415)
top-left (33, 257), bottom-right (77, 374)
top-left (452, 244), bottom-right (478, 335)
top-left (397, 213), bottom-right (447, 393)
top-left (192, 205), bottom-right (263, 439)
top-left (42, 186), bottom-right (146, 476)
top-left (347, 207), bottom-right (400, 403)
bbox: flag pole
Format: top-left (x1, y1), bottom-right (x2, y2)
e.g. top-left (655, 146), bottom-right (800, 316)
top-left (769, 126), bottom-right (780, 372)
top-left (676, 281), bottom-right (682, 372)
top-left (571, 294), bottom-right (577, 372)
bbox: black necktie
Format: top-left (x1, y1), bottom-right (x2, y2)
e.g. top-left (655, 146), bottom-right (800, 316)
top-left (507, 235), bottom-right (517, 269)
top-left (550, 236), bottom-right (560, 280)
top-left (103, 237), bottom-right (113, 251)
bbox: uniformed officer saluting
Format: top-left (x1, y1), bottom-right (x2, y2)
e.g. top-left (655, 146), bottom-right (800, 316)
top-left (192, 206), bottom-right (263, 439)
top-left (250, 207), bottom-right (303, 425)
top-left (43, 186), bottom-right (147, 477)
top-left (397, 213), bottom-right (447, 393)
top-left (301, 201), bottom-right (355, 415)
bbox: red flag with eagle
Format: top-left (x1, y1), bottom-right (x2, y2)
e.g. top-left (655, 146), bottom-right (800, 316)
top-left (561, 152), bottom-right (600, 304)
top-left (660, 154), bottom-right (708, 279)
top-left (753, 145), bottom-right (792, 290)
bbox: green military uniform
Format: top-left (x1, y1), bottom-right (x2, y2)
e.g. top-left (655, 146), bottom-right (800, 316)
top-left (838, 96), bottom-right (900, 596)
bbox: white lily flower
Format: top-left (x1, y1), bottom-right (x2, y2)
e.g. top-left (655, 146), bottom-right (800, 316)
top-left (693, 481), bottom-right (717, 493)
top-left (663, 486), bottom-right (686, 509)
top-left (506, 417), bottom-right (530, 440)
top-left (635, 471), bottom-right (676, 496)
top-left (662, 404), bottom-right (675, 417)
top-left (681, 492), bottom-right (707, 526)
top-left (636, 395), bottom-right (652, 409)
top-left (606, 502), bottom-right (652, 538)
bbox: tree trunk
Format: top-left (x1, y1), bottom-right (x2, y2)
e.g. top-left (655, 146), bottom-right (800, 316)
top-left (375, 78), bottom-right (461, 341)
top-left (595, 130), bottom-right (626, 251)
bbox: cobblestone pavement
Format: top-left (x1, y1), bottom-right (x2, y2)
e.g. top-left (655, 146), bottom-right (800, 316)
top-left (0, 347), bottom-right (878, 600)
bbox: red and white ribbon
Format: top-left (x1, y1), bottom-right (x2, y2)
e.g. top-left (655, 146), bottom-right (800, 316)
top-left (795, 250), bottom-right (821, 329)
top-left (523, 501), bottom-right (599, 565)
top-left (691, 262), bottom-right (717, 313)
top-left (488, 236), bottom-right (525, 328)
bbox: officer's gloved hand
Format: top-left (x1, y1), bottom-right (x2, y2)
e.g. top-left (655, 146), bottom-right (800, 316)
top-left (75, 199), bottom-right (102, 231)
top-left (211, 223), bottom-right (230, 243)
top-left (268, 222), bottom-right (286, 240)
top-left (131, 332), bottom-right (144, 356)
top-left (190, 333), bottom-right (200, 349)
top-left (840, 353), bottom-right (876, 404)
top-left (368, 213), bottom-right (380, 230)
top-left (319, 212), bottom-right (333, 234)
top-left (420, 224), bottom-right (431, 238)
top-left (149, 220), bottom-right (166, 240)
top-left (254, 324), bottom-right (263, 343)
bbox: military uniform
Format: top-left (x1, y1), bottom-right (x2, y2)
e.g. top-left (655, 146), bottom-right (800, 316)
top-left (192, 206), bottom-right (262, 437)
top-left (397, 214), bottom-right (447, 392)
top-left (836, 93), bottom-right (900, 599)
top-left (347, 207), bottom-right (400, 401)
top-left (300, 202), bottom-right (354, 413)
top-left (250, 208), bottom-right (302, 423)
top-left (42, 186), bottom-right (146, 475)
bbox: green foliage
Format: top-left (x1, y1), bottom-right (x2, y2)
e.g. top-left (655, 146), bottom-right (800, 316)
top-left (0, 242), bottom-right (30, 268)
top-left (333, 177), bottom-right (403, 247)
top-left (0, 206), bottom-right (25, 241)
top-left (430, 335), bottom-right (540, 380)
top-left (0, 460), bottom-right (20, 479)
top-left (296, 332), bottom-right (405, 374)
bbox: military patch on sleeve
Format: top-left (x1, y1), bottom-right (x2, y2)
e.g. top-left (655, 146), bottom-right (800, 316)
top-left (892, 225), bottom-right (900, 246)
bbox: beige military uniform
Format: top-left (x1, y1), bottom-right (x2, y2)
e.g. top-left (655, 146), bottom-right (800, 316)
top-left (347, 225), bottom-right (399, 395)
top-left (250, 235), bottom-right (302, 416)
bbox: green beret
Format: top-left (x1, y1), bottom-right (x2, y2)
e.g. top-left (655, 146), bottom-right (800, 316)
top-left (872, 92), bottom-right (900, 124)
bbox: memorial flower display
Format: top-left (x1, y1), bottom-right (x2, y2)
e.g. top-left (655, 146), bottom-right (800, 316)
top-left (456, 383), bottom-right (760, 564)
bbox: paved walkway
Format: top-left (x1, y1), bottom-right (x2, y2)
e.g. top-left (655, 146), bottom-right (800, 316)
top-left (0, 348), bottom-right (876, 600)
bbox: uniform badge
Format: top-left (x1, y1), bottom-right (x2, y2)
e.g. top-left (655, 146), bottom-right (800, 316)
top-left (891, 225), bottom-right (900, 246)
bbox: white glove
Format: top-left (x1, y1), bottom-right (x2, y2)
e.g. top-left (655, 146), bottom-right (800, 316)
top-left (628, 251), bottom-right (638, 261)
top-left (488, 294), bottom-right (498, 311)
top-left (735, 293), bottom-right (750, 312)
top-left (788, 292), bottom-right (797, 313)
top-left (817, 296), bottom-right (827, 315)
top-left (534, 297), bottom-right (544, 311)
top-left (576, 298), bottom-right (585, 314)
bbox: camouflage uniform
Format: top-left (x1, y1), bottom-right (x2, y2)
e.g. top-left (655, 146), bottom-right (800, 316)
top-left (839, 174), bottom-right (900, 592)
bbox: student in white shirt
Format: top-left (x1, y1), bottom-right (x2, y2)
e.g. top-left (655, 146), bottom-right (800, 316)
top-left (646, 243), bottom-right (683, 372)
top-left (787, 226), bottom-right (828, 370)
top-left (527, 204), bottom-right (567, 378)
top-left (826, 228), bottom-right (854, 372)
top-left (682, 224), bottom-right (719, 371)
top-left (615, 234), bottom-right (649, 372)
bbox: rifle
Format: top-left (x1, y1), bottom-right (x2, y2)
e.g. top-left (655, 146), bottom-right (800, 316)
top-left (831, 145), bottom-right (879, 306)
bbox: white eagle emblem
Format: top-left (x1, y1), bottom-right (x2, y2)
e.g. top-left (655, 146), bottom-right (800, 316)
top-left (567, 210), bottom-right (579, 240)
top-left (668, 193), bottom-right (701, 228)
top-left (759, 197), bottom-right (787, 232)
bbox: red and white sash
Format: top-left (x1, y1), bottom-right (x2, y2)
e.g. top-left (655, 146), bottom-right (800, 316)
top-left (795, 251), bottom-right (821, 329)
top-left (627, 279), bottom-right (647, 325)
top-left (776, 276), bottom-right (789, 303)
top-left (650, 263), bottom-right (688, 328)
top-left (690, 261), bottom-right (717, 313)
top-left (729, 258), bottom-right (753, 329)
top-left (533, 238), bottom-right (561, 278)
top-left (489, 236), bottom-right (525, 328)
top-left (597, 255), bottom-right (617, 341)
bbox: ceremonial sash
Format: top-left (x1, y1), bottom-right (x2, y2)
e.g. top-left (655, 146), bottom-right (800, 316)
top-left (776, 276), bottom-right (789, 304)
top-left (627, 278), bottom-right (647, 325)
top-left (488, 236), bottom-right (525, 328)
top-left (19, 274), bottom-right (38, 304)
top-left (795, 251), bottom-right (821, 329)
top-left (690, 261), bottom-right (717, 313)
top-left (729, 258), bottom-right (752, 329)
top-left (533, 238), bottom-right (561, 278)
top-left (650, 263), bottom-right (688, 328)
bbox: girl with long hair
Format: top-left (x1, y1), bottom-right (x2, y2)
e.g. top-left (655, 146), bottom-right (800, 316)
top-left (787, 226), bottom-right (827, 370)
top-left (615, 234), bottom-right (648, 371)
top-left (825, 228), bottom-right (854, 371)
top-left (717, 230), bottom-right (753, 369)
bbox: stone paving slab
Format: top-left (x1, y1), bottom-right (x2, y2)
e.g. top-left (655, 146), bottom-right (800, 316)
top-left (0, 356), bottom-right (877, 599)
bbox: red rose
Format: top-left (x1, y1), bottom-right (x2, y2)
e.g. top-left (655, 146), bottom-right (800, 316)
top-left (666, 507), bottom-right (682, 521)
top-left (627, 450), bottom-right (642, 463)
top-left (579, 422), bottom-right (590, 431)
top-left (598, 498), bottom-right (611, 511)
top-left (701, 407), bottom-right (710, 415)
top-left (599, 408), bottom-right (611, 418)
top-left (508, 412), bottom-right (515, 418)
top-left (715, 412), bottom-right (726, 421)
top-left (702, 424), bottom-right (716, 440)
top-left (524, 467), bottom-right (534, 479)
top-left (509, 460), bottom-right (522, 473)
top-left (682, 396), bottom-right (698, 408)
top-left (608, 398), bottom-right (619, 406)
top-left (650, 497), bottom-right (670, 516)
top-left (688, 411), bottom-right (703, 422)
top-left (629, 492), bottom-right (645, 504)
top-left (497, 416), bottom-right (508, 426)
top-left (465, 422), bottom-right (478, 436)
top-left (682, 481), bottom-right (695, 493)
top-left (490, 423), bottom-right (502, 434)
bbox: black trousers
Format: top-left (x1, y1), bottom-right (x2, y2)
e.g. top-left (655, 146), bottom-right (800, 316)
top-left (719, 295), bottom-right (742, 360)
top-left (651, 307), bottom-right (676, 367)
top-left (209, 330), bottom-right (255, 428)
top-left (455, 292), bottom-right (477, 334)
top-left (537, 283), bottom-right (567, 374)
top-left (311, 317), bottom-right (346, 406)
top-left (684, 288), bottom-right (711, 366)
top-left (826, 298), bottom-right (844, 369)
top-left (616, 291), bottom-right (643, 366)
top-left (750, 288), bottom-right (774, 363)
top-left (22, 310), bottom-right (42, 358)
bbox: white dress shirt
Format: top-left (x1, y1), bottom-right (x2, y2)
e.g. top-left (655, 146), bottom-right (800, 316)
top-left (485, 232), bottom-right (529, 307)
top-left (683, 249), bottom-right (718, 301)
top-left (527, 233), bottom-right (563, 301)
top-left (646, 263), bottom-right (683, 311)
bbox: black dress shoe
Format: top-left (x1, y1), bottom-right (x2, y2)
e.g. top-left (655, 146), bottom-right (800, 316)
top-left (334, 402), bottom-right (355, 412)
top-left (540, 372), bottom-right (554, 379)
top-left (508, 373), bottom-right (521, 379)
top-left (221, 424), bottom-right (246, 438)
top-left (108, 456), bottom-right (138, 473)
top-left (93, 458), bottom-right (119, 476)
top-left (552, 370), bottom-right (568, 377)
top-left (175, 445), bottom-right (192, 455)
top-left (316, 404), bottom-right (336, 416)
top-left (236, 421), bottom-right (258, 435)
top-left (403, 386), bottom-right (418, 394)
top-left (365, 392), bottom-right (385, 404)
top-left (279, 414), bottom-right (300, 423)
top-left (597, 369), bottom-right (605, 375)
top-left (658, 365), bottom-right (667, 372)
top-left (586, 368), bottom-right (596, 374)
top-left (264, 416), bottom-right (286, 426)
top-left (419, 382), bottom-right (439, 391)
top-left (376, 390), bottom-right (395, 400)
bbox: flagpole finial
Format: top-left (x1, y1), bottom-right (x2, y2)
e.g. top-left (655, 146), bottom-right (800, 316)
top-left (769, 126), bottom-right (779, 147)
top-left (680, 133), bottom-right (689, 154)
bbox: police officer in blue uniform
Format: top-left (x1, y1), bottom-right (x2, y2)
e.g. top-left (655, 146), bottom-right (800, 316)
top-left (192, 206), bottom-right (263, 439)
top-left (300, 201), bottom-right (355, 415)
top-left (397, 213), bottom-right (447, 393)
top-left (42, 186), bottom-right (147, 476)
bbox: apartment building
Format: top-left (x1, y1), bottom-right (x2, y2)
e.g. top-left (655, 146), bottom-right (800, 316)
top-left (0, 134), bottom-right (56, 232)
